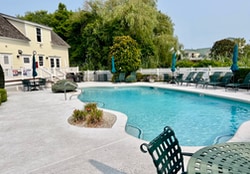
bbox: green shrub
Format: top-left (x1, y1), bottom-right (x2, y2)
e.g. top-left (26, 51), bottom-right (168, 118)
top-left (87, 109), bottom-right (103, 125)
top-left (111, 74), bottom-right (117, 82)
top-left (0, 88), bottom-right (7, 103)
top-left (125, 74), bottom-right (136, 82)
top-left (71, 103), bottom-right (103, 126)
top-left (72, 109), bottom-right (86, 122)
top-left (136, 72), bottom-right (143, 81)
top-left (84, 103), bottom-right (98, 112)
top-left (52, 79), bottom-right (77, 93)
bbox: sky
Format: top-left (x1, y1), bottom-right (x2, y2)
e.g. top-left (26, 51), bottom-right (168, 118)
top-left (1, 0), bottom-right (250, 49)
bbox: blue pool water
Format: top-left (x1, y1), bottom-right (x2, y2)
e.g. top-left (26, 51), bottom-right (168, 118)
top-left (78, 86), bottom-right (250, 146)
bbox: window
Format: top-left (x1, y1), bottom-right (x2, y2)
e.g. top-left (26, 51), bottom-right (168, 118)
top-left (23, 57), bottom-right (30, 64)
top-left (39, 56), bottom-right (44, 66)
top-left (3, 55), bottom-right (9, 64)
top-left (56, 58), bottom-right (60, 68)
top-left (50, 59), bottom-right (54, 68)
top-left (36, 28), bottom-right (42, 42)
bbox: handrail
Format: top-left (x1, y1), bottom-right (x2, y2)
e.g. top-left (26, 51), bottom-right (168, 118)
top-left (64, 81), bottom-right (78, 100)
top-left (69, 88), bottom-right (83, 100)
top-left (125, 124), bottom-right (143, 139)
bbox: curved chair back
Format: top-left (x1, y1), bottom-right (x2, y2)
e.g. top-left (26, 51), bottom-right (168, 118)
top-left (140, 126), bottom-right (185, 174)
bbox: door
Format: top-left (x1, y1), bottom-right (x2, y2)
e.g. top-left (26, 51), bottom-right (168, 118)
top-left (0, 54), bottom-right (12, 76)
top-left (50, 57), bottom-right (61, 75)
top-left (22, 55), bottom-right (32, 76)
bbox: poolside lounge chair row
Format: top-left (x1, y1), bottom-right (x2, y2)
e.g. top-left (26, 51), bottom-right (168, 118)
top-left (173, 71), bottom-right (250, 91)
top-left (225, 72), bottom-right (250, 91)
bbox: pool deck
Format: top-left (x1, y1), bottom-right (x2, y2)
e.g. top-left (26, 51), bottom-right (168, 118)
top-left (1, 82), bottom-right (250, 174)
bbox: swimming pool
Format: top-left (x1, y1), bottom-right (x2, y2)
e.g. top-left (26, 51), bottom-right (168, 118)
top-left (78, 86), bottom-right (250, 146)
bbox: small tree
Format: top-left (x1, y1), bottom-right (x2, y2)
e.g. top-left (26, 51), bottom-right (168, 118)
top-left (109, 36), bottom-right (141, 75)
top-left (0, 64), bottom-right (5, 89)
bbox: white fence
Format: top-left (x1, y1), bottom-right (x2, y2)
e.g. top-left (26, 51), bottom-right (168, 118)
top-left (82, 67), bottom-right (231, 82)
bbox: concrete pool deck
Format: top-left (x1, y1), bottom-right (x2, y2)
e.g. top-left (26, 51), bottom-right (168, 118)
top-left (1, 82), bottom-right (250, 174)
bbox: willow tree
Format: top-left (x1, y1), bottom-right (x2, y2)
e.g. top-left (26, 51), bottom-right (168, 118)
top-left (98, 0), bottom-right (175, 68)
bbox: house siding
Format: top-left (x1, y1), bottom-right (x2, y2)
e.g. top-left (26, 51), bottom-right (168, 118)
top-left (0, 13), bottom-right (71, 80)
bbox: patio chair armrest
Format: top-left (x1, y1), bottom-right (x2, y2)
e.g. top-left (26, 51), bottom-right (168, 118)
top-left (140, 143), bottom-right (149, 153)
top-left (182, 152), bottom-right (193, 156)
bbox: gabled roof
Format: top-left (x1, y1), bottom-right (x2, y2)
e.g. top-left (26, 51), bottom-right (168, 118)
top-left (51, 30), bottom-right (70, 48)
top-left (0, 14), bottom-right (30, 41)
top-left (0, 13), bottom-right (70, 48)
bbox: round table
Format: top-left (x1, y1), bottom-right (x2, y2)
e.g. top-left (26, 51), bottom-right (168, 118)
top-left (187, 142), bottom-right (250, 174)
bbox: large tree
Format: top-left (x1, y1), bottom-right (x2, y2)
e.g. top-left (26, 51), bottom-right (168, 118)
top-left (18, 0), bottom-right (178, 69)
top-left (17, 10), bottom-right (53, 26)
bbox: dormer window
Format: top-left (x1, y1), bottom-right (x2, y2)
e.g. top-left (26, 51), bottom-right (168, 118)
top-left (36, 28), bottom-right (42, 42)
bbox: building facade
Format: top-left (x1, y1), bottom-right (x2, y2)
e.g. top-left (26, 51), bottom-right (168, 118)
top-left (0, 13), bottom-right (71, 80)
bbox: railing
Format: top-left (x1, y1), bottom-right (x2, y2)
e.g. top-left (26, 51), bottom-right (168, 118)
top-left (5, 66), bottom-right (231, 83)
top-left (64, 81), bottom-right (78, 100)
top-left (4, 66), bottom-right (79, 81)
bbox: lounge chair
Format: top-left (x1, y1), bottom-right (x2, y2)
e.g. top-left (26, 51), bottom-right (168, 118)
top-left (188, 71), bottom-right (205, 87)
top-left (205, 72), bottom-right (233, 88)
top-left (225, 72), bottom-right (250, 91)
top-left (201, 71), bottom-right (223, 88)
top-left (163, 74), bottom-right (171, 82)
top-left (140, 126), bottom-right (193, 174)
top-left (175, 73), bottom-right (184, 85)
top-left (180, 72), bottom-right (196, 85)
top-left (118, 73), bottom-right (125, 82)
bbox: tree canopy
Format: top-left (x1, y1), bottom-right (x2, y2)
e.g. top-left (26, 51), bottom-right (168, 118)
top-left (17, 0), bottom-right (178, 70)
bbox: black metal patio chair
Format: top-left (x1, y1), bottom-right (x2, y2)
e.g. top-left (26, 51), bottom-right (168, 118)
top-left (22, 79), bottom-right (31, 91)
top-left (140, 126), bottom-right (193, 174)
top-left (38, 78), bottom-right (47, 90)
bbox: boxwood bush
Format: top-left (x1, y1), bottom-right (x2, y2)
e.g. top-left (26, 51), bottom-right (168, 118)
top-left (0, 88), bottom-right (7, 104)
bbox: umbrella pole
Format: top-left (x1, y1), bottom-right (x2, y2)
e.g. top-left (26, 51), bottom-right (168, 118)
top-left (170, 72), bottom-right (176, 84)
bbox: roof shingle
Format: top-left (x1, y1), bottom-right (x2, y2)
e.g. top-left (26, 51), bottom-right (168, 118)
top-left (0, 15), bottom-right (30, 41)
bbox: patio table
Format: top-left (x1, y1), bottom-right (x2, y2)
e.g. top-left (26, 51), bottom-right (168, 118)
top-left (187, 142), bottom-right (250, 174)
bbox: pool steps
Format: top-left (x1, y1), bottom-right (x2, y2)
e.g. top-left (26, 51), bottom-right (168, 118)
top-left (214, 134), bottom-right (233, 144)
top-left (125, 124), bottom-right (143, 139)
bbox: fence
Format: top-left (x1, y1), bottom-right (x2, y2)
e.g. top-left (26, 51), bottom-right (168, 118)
top-left (5, 66), bottom-right (231, 82)
top-left (82, 67), bottom-right (231, 82)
